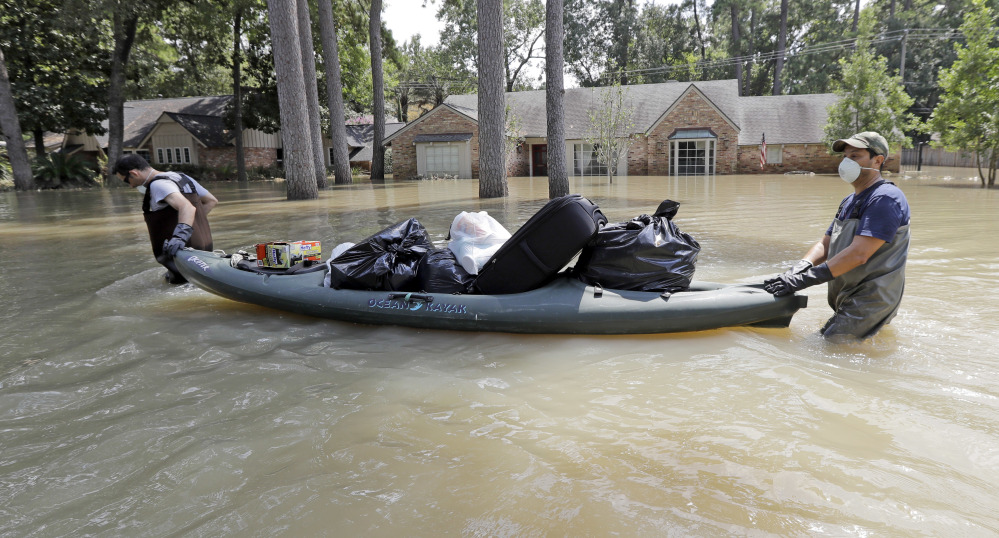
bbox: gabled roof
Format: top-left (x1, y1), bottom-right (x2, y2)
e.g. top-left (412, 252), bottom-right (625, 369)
top-left (345, 122), bottom-right (406, 148)
top-left (166, 112), bottom-right (233, 147)
top-left (733, 94), bottom-right (839, 145)
top-left (383, 103), bottom-right (479, 145)
top-left (646, 84), bottom-right (740, 136)
top-left (432, 79), bottom-right (835, 145)
top-left (443, 79), bottom-right (745, 140)
top-left (97, 96), bottom-right (232, 149)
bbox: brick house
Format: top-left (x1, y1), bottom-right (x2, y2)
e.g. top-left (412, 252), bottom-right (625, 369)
top-left (385, 79), bottom-right (900, 179)
top-left (60, 96), bottom-right (396, 172)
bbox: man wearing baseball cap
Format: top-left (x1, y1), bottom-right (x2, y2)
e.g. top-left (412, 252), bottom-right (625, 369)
top-left (763, 131), bottom-right (911, 339)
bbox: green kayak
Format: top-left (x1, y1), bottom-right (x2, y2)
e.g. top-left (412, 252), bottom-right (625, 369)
top-left (174, 249), bottom-right (807, 335)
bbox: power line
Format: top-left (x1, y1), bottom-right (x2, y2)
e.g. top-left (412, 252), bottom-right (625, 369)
top-left (600, 28), bottom-right (968, 81)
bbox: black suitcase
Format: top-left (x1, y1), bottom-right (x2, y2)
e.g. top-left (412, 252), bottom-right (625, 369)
top-left (473, 194), bottom-right (606, 294)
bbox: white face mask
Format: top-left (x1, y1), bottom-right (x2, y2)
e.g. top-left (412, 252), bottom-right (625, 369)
top-left (133, 169), bottom-right (153, 194)
top-left (838, 157), bottom-right (880, 184)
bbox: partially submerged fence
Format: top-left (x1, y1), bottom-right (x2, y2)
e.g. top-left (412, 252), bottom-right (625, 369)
top-left (901, 145), bottom-right (991, 170)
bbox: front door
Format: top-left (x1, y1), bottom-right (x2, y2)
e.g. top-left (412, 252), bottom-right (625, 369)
top-left (532, 144), bottom-right (548, 176)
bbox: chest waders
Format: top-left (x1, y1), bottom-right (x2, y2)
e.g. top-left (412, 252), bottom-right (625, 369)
top-left (143, 174), bottom-right (213, 282)
top-left (822, 185), bottom-right (909, 339)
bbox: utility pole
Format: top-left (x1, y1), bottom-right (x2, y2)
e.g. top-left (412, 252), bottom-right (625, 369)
top-left (899, 30), bottom-right (908, 82)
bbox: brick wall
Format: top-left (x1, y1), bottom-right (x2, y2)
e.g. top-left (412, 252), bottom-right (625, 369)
top-left (391, 108), bottom-right (479, 179)
top-left (627, 136), bottom-right (649, 176)
top-left (507, 144), bottom-right (530, 177)
top-left (199, 147), bottom-right (277, 169)
top-left (736, 145), bottom-right (902, 174)
top-left (646, 90), bottom-right (740, 175)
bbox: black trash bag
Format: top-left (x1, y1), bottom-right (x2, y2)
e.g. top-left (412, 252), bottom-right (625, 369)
top-left (327, 218), bottom-right (434, 291)
top-left (575, 200), bottom-right (700, 293)
top-left (417, 248), bottom-right (475, 294)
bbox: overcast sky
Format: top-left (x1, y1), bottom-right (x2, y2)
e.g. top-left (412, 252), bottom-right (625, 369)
top-left (382, 0), bottom-right (691, 88)
top-left (383, 0), bottom-right (691, 48)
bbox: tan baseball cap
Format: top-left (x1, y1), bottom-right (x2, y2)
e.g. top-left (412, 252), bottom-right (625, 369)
top-left (833, 131), bottom-right (889, 156)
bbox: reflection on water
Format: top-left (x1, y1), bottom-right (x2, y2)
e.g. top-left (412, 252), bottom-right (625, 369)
top-left (2, 168), bottom-right (998, 535)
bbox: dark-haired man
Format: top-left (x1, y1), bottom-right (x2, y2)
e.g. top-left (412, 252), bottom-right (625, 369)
top-left (764, 131), bottom-right (910, 339)
top-left (115, 154), bottom-right (218, 283)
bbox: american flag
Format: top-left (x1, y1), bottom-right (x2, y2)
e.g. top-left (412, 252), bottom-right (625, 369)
top-left (760, 133), bottom-right (767, 169)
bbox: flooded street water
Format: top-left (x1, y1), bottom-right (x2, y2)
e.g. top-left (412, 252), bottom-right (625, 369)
top-left (2, 168), bottom-right (998, 535)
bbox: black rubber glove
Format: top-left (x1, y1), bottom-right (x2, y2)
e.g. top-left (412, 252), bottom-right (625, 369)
top-left (764, 262), bottom-right (833, 297)
top-left (162, 223), bottom-right (194, 258)
top-left (787, 259), bottom-right (813, 275)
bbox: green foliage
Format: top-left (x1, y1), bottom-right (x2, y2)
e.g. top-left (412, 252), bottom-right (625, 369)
top-left (436, 0), bottom-right (545, 91)
top-left (0, 0), bottom-right (108, 137)
top-left (929, 0), bottom-right (999, 187)
top-left (0, 154), bottom-right (13, 191)
top-left (247, 164), bottom-right (284, 181)
top-left (629, 3), bottom-right (701, 84)
top-left (823, 14), bottom-right (919, 153)
top-left (31, 154), bottom-right (98, 188)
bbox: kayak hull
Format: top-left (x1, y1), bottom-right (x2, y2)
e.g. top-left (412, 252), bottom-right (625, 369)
top-left (175, 250), bottom-right (807, 335)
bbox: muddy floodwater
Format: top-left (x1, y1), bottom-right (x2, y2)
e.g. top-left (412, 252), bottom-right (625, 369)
top-left (2, 168), bottom-right (998, 535)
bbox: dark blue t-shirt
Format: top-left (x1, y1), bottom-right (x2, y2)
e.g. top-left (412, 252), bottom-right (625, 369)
top-left (825, 181), bottom-right (910, 242)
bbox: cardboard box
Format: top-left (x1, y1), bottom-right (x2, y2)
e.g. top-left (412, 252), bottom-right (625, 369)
top-left (255, 241), bottom-right (321, 268)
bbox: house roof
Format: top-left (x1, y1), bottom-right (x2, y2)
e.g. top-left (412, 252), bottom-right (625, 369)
top-left (166, 112), bottom-right (233, 148)
top-left (97, 96), bottom-right (232, 149)
top-left (413, 133), bottom-right (473, 143)
top-left (436, 79), bottom-right (836, 145)
top-left (344, 123), bottom-right (406, 163)
top-left (732, 93), bottom-right (839, 145)
top-left (24, 132), bottom-right (66, 150)
top-left (344, 122), bottom-right (406, 149)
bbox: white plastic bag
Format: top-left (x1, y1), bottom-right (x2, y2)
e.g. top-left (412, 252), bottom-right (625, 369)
top-left (447, 211), bottom-right (511, 275)
top-left (323, 242), bottom-right (356, 287)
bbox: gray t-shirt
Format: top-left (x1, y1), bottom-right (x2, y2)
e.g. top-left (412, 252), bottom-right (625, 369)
top-left (146, 172), bottom-right (211, 212)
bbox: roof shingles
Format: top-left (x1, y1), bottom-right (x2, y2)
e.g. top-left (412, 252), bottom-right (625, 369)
top-left (442, 79), bottom-right (835, 145)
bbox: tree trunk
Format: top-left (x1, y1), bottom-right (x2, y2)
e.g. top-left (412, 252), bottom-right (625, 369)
top-left (545, 0), bottom-right (568, 198)
top-left (852, 0), bottom-right (860, 33)
top-left (33, 129), bottom-right (45, 158)
top-left (268, 0), bottom-right (318, 200)
top-left (369, 0), bottom-right (386, 180)
top-left (611, 0), bottom-right (634, 85)
top-left (745, 8), bottom-right (756, 96)
top-left (0, 47), bottom-right (34, 190)
top-left (398, 91), bottom-right (409, 122)
top-left (297, 0), bottom-right (328, 188)
top-left (317, 0), bottom-right (352, 185)
top-left (232, 8), bottom-right (247, 182)
top-left (692, 0), bottom-right (705, 60)
top-left (107, 11), bottom-right (138, 183)
top-left (477, 0), bottom-right (508, 198)
top-left (731, 3), bottom-right (743, 95)
top-left (976, 149), bottom-right (985, 188)
top-left (773, 0), bottom-right (788, 95)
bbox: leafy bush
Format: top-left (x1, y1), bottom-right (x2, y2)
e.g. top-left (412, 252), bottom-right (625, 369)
top-left (0, 156), bottom-right (13, 191)
top-left (32, 154), bottom-right (98, 188)
top-left (247, 164), bottom-right (283, 181)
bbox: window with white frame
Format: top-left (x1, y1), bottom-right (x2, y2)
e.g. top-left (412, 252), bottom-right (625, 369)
top-left (157, 148), bottom-right (165, 164)
top-left (670, 139), bottom-right (716, 176)
top-left (183, 147), bottom-right (191, 163)
top-left (766, 145), bottom-right (783, 164)
top-left (136, 150), bottom-right (151, 162)
top-left (425, 144), bottom-right (460, 176)
top-left (572, 143), bottom-right (607, 176)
